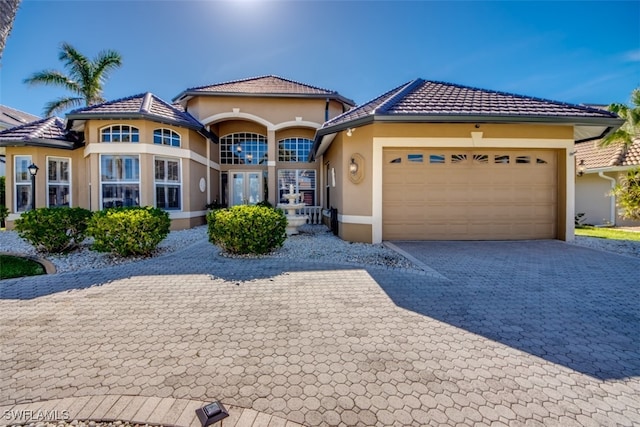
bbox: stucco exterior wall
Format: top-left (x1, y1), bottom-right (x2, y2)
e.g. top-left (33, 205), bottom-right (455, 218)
top-left (575, 173), bottom-right (615, 225)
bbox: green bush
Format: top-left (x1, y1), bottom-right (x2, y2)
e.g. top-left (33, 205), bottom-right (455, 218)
top-left (611, 168), bottom-right (640, 221)
top-left (207, 205), bottom-right (287, 255)
top-left (88, 206), bottom-right (171, 257)
top-left (14, 207), bottom-right (92, 253)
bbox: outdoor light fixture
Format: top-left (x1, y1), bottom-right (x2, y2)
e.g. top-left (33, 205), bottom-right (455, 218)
top-left (349, 157), bottom-right (358, 175)
top-left (246, 153), bottom-right (253, 163)
top-left (348, 153), bottom-right (365, 184)
top-left (28, 163), bottom-right (39, 210)
top-left (196, 401), bottom-right (229, 427)
top-left (577, 159), bottom-right (585, 177)
top-left (346, 128), bottom-right (354, 137)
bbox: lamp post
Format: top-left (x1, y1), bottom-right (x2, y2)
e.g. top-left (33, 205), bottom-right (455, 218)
top-left (28, 163), bottom-right (39, 210)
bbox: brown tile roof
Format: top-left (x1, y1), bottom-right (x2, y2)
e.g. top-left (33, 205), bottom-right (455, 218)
top-left (0, 104), bottom-right (40, 129)
top-left (575, 138), bottom-right (640, 169)
top-left (67, 92), bottom-right (204, 130)
top-left (0, 117), bottom-right (76, 149)
top-left (323, 79), bottom-right (619, 128)
top-left (175, 75), bottom-right (355, 106)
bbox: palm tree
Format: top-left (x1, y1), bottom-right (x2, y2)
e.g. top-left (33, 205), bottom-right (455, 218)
top-left (24, 42), bottom-right (122, 116)
top-left (0, 0), bottom-right (21, 62)
top-left (600, 87), bottom-right (640, 147)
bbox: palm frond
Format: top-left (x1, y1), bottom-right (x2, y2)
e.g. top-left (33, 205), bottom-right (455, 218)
top-left (600, 127), bottom-right (633, 148)
top-left (23, 70), bottom-right (82, 94)
top-left (43, 96), bottom-right (84, 117)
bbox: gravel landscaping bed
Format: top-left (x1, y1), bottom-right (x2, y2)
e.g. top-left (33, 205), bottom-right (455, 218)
top-left (1, 224), bottom-right (638, 276)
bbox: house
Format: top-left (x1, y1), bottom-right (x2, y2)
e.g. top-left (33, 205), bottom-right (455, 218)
top-left (574, 138), bottom-right (640, 227)
top-left (0, 76), bottom-right (354, 229)
top-left (311, 79), bottom-right (622, 243)
top-left (0, 104), bottom-right (40, 176)
top-left (0, 76), bottom-right (624, 241)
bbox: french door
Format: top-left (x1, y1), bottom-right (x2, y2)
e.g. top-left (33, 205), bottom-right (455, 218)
top-left (230, 171), bottom-right (262, 206)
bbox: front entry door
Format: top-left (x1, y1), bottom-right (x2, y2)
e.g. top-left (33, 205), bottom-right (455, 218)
top-left (230, 171), bottom-right (262, 206)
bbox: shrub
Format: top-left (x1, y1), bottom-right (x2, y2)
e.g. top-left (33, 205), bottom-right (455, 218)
top-left (14, 207), bottom-right (92, 253)
top-left (88, 206), bottom-right (171, 257)
top-left (207, 205), bottom-right (287, 255)
top-left (611, 168), bottom-right (640, 221)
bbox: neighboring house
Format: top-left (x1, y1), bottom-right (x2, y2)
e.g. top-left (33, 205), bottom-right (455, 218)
top-left (0, 76), bottom-right (624, 241)
top-left (574, 138), bottom-right (640, 227)
top-left (0, 104), bottom-right (40, 176)
top-left (0, 76), bottom-right (354, 229)
top-left (311, 79), bottom-right (622, 243)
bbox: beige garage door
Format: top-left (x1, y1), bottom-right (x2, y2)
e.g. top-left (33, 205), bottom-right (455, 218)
top-left (383, 149), bottom-right (558, 240)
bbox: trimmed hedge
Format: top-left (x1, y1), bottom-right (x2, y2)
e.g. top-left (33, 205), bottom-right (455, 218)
top-left (207, 205), bottom-right (287, 255)
top-left (87, 206), bottom-right (171, 257)
top-left (14, 207), bottom-right (92, 253)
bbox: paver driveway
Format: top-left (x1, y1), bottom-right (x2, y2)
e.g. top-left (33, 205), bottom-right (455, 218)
top-left (0, 239), bottom-right (639, 426)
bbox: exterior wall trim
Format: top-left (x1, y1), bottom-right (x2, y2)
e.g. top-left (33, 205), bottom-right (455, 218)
top-left (83, 143), bottom-right (220, 170)
top-left (169, 210), bottom-right (207, 219)
top-left (338, 214), bottom-right (373, 224)
top-left (371, 136), bottom-right (575, 244)
top-left (200, 111), bottom-right (321, 132)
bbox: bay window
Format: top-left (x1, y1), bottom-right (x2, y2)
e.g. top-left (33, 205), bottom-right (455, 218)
top-left (100, 155), bottom-right (140, 208)
top-left (155, 157), bottom-right (181, 210)
top-left (47, 157), bottom-right (71, 207)
top-left (14, 155), bottom-right (32, 212)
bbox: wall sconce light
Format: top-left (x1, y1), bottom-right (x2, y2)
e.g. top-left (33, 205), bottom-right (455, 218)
top-left (196, 401), bottom-right (229, 427)
top-left (349, 157), bottom-right (358, 175)
top-left (236, 145), bottom-right (242, 153)
top-left (346, 128), bottom-right (354, 137)
top-left (246, 153), bottom-right (253, 163)
top-left (577, 159), bottom-right (585, 177)
top-left (348, 153), bottom-right (364, 184)
top-left (474, 124), bottom-right (481, 129)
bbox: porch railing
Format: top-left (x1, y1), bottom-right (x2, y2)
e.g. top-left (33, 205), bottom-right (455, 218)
top-left (298, 205), bottom-right (323, 225)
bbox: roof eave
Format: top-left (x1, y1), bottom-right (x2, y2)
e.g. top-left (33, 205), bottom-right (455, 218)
top-left (0, 138), bottom-right (76, 150)
top-left (175, 90), bottom-right (355, 107)
top-left (65, 112), bottom-right (203, 131)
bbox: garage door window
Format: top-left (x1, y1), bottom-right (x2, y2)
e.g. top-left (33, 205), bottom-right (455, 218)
top-left (407, 154), bottom-right (423, 163)
top-left (516, 156), bottom-right (531, 164)
top-left (495, 155), bottom-right (510, 164)
top-left (429, 155), bottom-right (445, 164)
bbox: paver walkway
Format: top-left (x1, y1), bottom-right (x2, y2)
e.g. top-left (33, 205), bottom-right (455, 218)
top-left (1, 239), bottom-right (639, 426)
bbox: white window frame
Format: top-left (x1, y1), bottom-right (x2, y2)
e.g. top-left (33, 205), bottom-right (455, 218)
top-left (278, 137), bottom-right (313, 162)
top-left (278, 169), bottom-right (316, 206)
top-left (99, 154), bottom-right (141, 209)
top-left (100, 125), bottom-right (140, 143)
top-left (46, 156), bottom-right (72, 207)
top-left (153, 128), bottom-right (181, 147)
top-left (154, 156), bottom-right (182, 211)
top-left (14, 155), bottom-right (32, 212)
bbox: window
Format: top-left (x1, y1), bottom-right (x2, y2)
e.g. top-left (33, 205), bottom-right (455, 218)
top-left (451, 154), bottom-right (468, 163)
top-left (516, 156), bottom-right (531, 164)
top-left (220, 133), bottom-right (267, 165)
top-left (101, 125), bottom-right (139, 143)
top-left (100, 155), bottom-right (140, 208)
top-left (278, 169), bottom-right (316, 206)
top-left (155, 158), bottom-right (181, 210)
top-left (14, 155), bottom-right (32, 212)
top-left (47, 157), bottom-right (71, 207)
top-left (278, 138), bottom-right (313, 162)
top-left (495, 155), bottom-right (510, 164)
top-left (429, 155), bottom-right (445, 164)
top-left (390, 157), bottom-right (402, 164)
top-left (408, 154), bottom-right (424, 163)
top-left (473, 154), bottom-right (489, 164)
top-left (154, 129), bottom-right (180, 147)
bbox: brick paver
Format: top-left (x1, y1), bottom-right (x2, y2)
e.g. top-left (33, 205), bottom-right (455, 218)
top-left (0, 239), bottom-right (638, 426)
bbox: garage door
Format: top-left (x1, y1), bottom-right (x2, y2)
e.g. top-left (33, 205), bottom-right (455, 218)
top-left (383, 149), bottom-right (557, 240)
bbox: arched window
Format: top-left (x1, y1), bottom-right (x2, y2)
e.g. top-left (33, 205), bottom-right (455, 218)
top-left (278, 137), bottom-right (313, 162)
top-left (154, 128), bottom-right (181, 147)
top-left (220, 133), bottom-right (267, 165)
top-left (101, 125), bottom-right (139, 143)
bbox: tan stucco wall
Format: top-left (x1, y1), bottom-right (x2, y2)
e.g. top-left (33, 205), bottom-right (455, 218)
top-left (186, 96), bottom-right (342, 127)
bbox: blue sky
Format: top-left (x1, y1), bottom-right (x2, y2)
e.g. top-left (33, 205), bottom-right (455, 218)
top-left (1, 0), bottom-right (639, 118)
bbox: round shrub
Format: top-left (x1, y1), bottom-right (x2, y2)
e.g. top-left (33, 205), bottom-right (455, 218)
top-left (207, 205), bottom-right (287, 255)
top-left (87, 206), bottom-right (171, 257)
top-left (14, 207), bottom-right (92, 253)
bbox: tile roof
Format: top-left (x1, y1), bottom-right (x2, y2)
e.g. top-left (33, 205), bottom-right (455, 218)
top-left (175, 75), bottom-right (355, 106)
top-left (575, 138), bottom-right (640, 169)
top-left (67, 92), bottom-right (204, 130)
top-left (0, 117), bottom-right (76, 149)
top-left (323, 79), bottom-right (619, 128)
top-left (0, 104), bottom-right (40, 129)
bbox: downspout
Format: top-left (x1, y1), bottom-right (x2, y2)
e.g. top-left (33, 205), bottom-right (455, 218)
top-left (598, 172), bottom-right (617, 226)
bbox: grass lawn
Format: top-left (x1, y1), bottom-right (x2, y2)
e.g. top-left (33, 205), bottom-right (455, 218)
top-left (0, 254), bottom-right (46, 279)
top-left (575, 226), bottom-right (640, 242)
